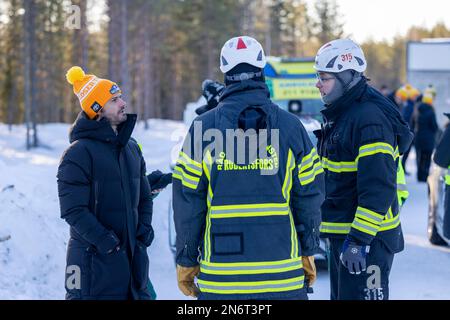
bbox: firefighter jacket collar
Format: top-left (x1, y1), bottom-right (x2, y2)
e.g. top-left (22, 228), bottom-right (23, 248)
top-left (321, 79), bottom-right (413, 155)
top-left (218, 80), bottom-right (276, 131)
top-left (321, 77), bottom-right (367, 123)
top-left (220, 79), bottom-right (270, 102)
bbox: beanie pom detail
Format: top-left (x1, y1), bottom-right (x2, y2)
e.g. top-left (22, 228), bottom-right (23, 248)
top-left (66, 66), bottom-right (86, 85)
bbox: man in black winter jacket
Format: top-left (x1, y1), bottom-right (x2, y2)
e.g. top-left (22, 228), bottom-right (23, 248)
top-left (57, 67), bottom-right (154, 300)
top-left (434, 113), bottom-right (450, 238)
top-left (314, 39), bottom-right (413, 300)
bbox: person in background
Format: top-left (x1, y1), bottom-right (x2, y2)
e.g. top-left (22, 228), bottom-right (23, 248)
top-left (195, 79), bottom-right (225, 116)
top-left (412, 93), bottom-right (439, 182)
top-left (396, 84), bottom-right (420, 175)
top-left (380, 84), bottom-right (391, 98)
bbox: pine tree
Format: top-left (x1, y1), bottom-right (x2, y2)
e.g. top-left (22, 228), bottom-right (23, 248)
top-left (313, 0), bottom-right (344, 44)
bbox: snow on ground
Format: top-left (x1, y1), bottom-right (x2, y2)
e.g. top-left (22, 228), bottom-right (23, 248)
top-left (1, 121), bottom-right (449, 300)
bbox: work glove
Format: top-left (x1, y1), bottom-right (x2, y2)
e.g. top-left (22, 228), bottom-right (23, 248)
top-left (302, 256), bottom-right (317, 288)
top-left (201, 79), bottom-right (225, 108)
top-left (340, 237), bottom-right (370, 275)
top-left (176, 265), bottom-right (200, 298)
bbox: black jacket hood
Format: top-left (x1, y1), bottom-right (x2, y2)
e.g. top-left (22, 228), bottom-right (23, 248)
top-left (218, 80), bottom-right (274, 131)
top-left (363, 85), bottom-right (414, 154)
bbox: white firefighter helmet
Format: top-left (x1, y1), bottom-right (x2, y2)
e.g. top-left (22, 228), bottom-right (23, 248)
top-left (219, 36), bottom-right (266, 73)
top-left (314, 39), bottom-right (367, 73)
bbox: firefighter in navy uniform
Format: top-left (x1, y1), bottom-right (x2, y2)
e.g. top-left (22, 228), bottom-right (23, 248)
top-left (173, 36), bottom-right (325, 300)
top-left (314, 39), bottom-right (413, 300)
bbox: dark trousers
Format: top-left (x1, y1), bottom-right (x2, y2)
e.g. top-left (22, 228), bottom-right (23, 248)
top-left (416, 149), bottom-right (433, 182)
top-left (444, 186), bottom-right (450, 239)
top-left (328, 238), bottom-right (394, 300)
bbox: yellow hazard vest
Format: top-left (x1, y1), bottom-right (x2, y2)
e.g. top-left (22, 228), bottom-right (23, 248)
top-left (397, 161), bottom-right (409, 208)
top-left (446, 166), bottom-right (450, 186)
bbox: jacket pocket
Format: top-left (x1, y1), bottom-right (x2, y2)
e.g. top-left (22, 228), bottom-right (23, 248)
top-left (90, 247), bottom-right (130, 298)
top-left (132, 241), bottom-right (150, 291)
top-left (65, 239), bottom-right (93, 299)
top-left (212, 233), bottom-right (244, 256)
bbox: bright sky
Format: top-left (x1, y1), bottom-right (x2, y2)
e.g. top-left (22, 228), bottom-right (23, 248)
top-left (306, 0), bottom-right (450, 43)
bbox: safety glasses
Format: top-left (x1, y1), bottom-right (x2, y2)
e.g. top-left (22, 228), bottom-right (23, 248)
top-left (316, 73), bottom-right (336, 85)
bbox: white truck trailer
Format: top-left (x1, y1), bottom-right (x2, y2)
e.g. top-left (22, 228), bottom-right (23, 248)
top-left (407, 39), bottom-right (450, 127)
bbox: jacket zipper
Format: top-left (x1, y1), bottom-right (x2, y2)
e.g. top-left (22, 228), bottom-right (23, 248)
top-left (94, 181), bottom-right (99, 217)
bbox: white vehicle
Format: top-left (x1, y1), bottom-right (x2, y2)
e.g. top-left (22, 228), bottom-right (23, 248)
top-left (427, 159), bottom-right (450, 245)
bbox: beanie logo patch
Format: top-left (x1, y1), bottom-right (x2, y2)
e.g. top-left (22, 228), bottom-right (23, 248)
top-left (110, 84), bottom-right (120, 94)
top-left (77, 77), bottom-right (100, 103)
top-left (90, 101), bottom-right (102, 113)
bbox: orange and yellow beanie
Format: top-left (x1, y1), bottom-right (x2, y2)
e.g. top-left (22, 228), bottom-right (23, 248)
top-left (66, 66), bottom-right (121, 119)
top-left (422, 93), bottom-right (434, 105)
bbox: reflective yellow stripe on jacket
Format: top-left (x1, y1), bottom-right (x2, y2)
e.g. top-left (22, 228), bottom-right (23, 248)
top-left (203, 149), bottom-right (213, 262)
top-left (200, 257), bottom-right (303, 275)
top-left (284, 149), bottom-right (298, 259)
top-left (397, 161), bottom-right (409, 207)
top-left (173, 151), bottom-right (202, 190)
top-left (321, 143), bottom-right (399, 174)
top-left (320, 142), bottom-right (402, 236)
top-left (198, 276), bottom-right (305, 295)
top-left (298, 148), bottom-right (324, 185)
top-left (356, 142), bottom-right (396, 163)
top-left (320, 213), bottom-right (400, 235)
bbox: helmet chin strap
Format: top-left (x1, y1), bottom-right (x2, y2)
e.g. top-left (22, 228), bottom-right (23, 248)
top-left (322, 70), bottom-right (363, 105)
top-left (334, 70), bottom-right (356, 93)
top-left (225, 71), bottom-right (263, 82)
